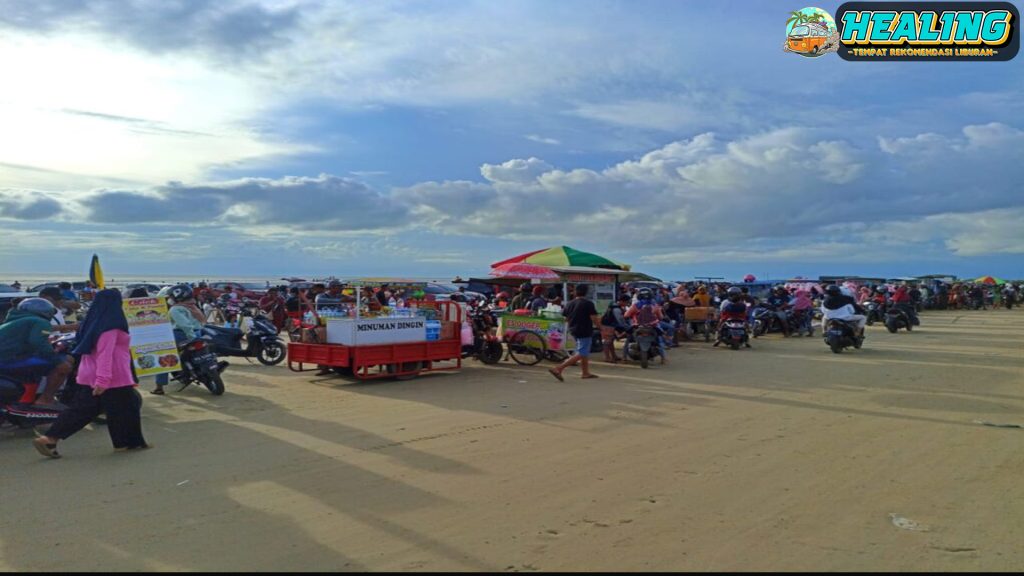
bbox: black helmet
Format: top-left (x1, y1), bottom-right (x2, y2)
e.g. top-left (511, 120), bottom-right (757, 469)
top-left (17, 297), bottom-right (57, 321)
top-left (727, 286), bottom-right (742, 297)
top-left (825, 285), bottom-right (841, 296)
top-left (168, 284), bottom-right (193, 303)
top-left (637, 287), bottom-right (653, 300)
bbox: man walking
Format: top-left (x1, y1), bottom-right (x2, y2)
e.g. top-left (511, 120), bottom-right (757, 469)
top-left (549, 284), bottom-right (600, 381)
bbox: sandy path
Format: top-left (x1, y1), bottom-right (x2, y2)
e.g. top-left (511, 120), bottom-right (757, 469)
top-left (2, 309), bottom-right (1022, 571)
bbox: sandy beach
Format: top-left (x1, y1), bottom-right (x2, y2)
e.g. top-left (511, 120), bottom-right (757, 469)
top-left (2, 309), bottom-right (1022, 572)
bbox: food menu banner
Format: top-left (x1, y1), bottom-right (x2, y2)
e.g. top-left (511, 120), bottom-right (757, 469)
top-left (123, 297), bottom-right (180, 377)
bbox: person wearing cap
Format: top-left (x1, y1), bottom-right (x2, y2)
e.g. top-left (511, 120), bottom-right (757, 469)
top-left (509, 283), bottom-right (532, 312)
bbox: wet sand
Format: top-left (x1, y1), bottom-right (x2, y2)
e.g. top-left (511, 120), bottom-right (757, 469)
top-left (2, 309), bottom-right (1022, 571)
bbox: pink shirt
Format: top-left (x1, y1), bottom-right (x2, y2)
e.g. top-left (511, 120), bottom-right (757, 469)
top-left (77, 329), bottom-right (136, 390)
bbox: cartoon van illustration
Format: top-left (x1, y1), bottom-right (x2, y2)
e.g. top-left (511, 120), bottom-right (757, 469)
top-left (787, 21), bottom-right (830, 54)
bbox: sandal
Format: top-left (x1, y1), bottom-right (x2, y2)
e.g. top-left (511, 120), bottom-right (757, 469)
top-left (150, 387), bottom-right (165, 395)
top-left (581, 374), bottom-right (599, 379)
top-left (548, 369), bottom-right (564, 382)
top-left (33, 437), bottom-right (61, 459)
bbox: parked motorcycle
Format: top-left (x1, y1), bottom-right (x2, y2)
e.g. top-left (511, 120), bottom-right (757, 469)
top-left (716, 319), bottom-right (750, 350)
top-left (751, 306), bottom-right (792, 337)
top-left (462, 305), bottom-right (504, 365)
top-left (823, 318), bottom-right (863, 354)
top-left (625, 325), bottom-right (662, 368)
top-left (168, 336), bottom-right (228, 395)
top-left (201, 309), bottom-right (285, 366)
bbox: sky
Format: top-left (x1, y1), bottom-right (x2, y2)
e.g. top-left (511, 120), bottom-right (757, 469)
top-left (0, 0), bottom-right (1021, 282)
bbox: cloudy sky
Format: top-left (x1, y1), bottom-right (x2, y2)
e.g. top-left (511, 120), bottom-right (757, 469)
top-left (0, 0), bottom-right (1021, 282)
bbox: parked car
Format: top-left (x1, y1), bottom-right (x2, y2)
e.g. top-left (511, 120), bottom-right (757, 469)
top-left (28, 281), bottom-right (90, 293)
top-left (208, 281), bottom-right (269, 300)
top-left (121, 283), bottom-right (165, 297)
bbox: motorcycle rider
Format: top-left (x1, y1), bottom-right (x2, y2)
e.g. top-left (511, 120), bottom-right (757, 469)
top-left (152, 284), bottom-right (206, 395)
top-left (821, 285), bottom-right (867, 339)
top-left (765, 286), bottom-right (793, 337)
top-left (714, 287), bottom-right (751, 348)
top-left (0, 298), bottom-right (74, 406)
top-left (890, 285), bottom-right (920, 326)
top-left (624, 288), bottom-right (668, 364)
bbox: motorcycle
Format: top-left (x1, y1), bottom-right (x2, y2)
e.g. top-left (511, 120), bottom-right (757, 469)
top-left (885, 305), bottom-right (915, 333)
top-left (168, 336), bottom-right (228, 395)
top-left (751, 306), bottom-right (792, 337)
top-left (715, 319), bottom-right (750, 350)
top-left (823, 318), bottom-right (863, 354)
top-left (862, 301), bottom-right (884, 326)
top-left (462, 305), bottom-right (504, 365)
top-left (625, 325), bottom-right (662, 369)
top-left (201, 309), bottom-right (285, 366)
top-left (0, 333), bottom-right (78, 429)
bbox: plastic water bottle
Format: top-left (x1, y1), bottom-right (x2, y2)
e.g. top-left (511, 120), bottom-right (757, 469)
top-left (303, 310), bottom-right (315, 325)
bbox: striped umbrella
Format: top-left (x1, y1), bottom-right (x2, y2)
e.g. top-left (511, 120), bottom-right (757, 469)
top-left (489, 262), bottom-right (560, 280)
top-left (975, 276), bottom-right (1006, 285)
top-left (491, 246), bottom-right (629, 270)
top-left (89, 253), bottom-right (105, 289)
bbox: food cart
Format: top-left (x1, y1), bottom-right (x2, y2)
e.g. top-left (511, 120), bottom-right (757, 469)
top-left (287, 279), bottom-right (463, 380)
top-left (471, 264), bottom-right (656, 361)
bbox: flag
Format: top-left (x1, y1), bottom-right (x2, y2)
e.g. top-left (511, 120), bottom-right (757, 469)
top-left (89, 254), bottom-right (105, 289)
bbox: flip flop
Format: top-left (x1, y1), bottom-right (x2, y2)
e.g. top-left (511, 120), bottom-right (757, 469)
top-left (548, 369), bottom-right (564, 382)
top-left (581, 374), bottom-right (599, 379)
top-left (150, 388), bottom-right (165, 395)
top-left (33, 437), bottom-right (60, 459)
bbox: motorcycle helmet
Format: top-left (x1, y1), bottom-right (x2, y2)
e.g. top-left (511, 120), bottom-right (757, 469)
top-left (17, 297), bottom-right (58, 321)
top-left (825, 285), bottom-right (841, 296)
top-left (727, 286), bottom-right (742, 301)
top-left (168, 284), bottom-right (193, 303)
top-left (637, 287), bottom-right (653, 300)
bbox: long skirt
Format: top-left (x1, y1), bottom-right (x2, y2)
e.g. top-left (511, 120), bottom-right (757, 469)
top-left (46, 383), bottom-right (147, 449)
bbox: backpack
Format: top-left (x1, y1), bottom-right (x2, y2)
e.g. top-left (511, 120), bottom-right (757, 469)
top-left (636, 302), bottom-right (657, 326)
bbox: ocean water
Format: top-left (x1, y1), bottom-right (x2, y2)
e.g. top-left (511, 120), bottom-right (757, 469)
top-left (0, 273), bottom-right (290, 288)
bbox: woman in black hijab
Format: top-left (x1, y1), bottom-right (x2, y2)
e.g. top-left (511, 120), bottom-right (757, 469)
top-left (33, 289), bottom-right (149, 458)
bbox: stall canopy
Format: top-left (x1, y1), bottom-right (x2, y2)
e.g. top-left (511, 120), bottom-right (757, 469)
top-left (976, 276), bottom-right (1006, 285)
top-left (491, 246), bottom-right (630, 271)
top-left (490, 262), bottom-right (560, 281)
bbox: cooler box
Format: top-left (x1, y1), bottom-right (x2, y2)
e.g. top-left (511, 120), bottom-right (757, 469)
top-left (684, 306), bottom-right (716, 321)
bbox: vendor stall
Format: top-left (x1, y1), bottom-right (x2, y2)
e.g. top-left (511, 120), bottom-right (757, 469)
top-left (479, 247), bottom-right (657, 361)
top-left (288, 278), bottom-right (463, 380)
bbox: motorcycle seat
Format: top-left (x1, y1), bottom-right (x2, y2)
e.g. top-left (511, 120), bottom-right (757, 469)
top-left (203, 325), bottom-right (244, 338)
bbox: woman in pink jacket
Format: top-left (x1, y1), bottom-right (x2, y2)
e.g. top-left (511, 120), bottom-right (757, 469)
top-left (34, 289), bottom-right (149, 458)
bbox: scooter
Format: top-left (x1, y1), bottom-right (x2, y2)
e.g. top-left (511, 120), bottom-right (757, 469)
top-left (625, 325), bottom-right (662, 369)
top-left (823, 318), bottom-right (863, 354)
top-left (863, 301), bottom-right (884, 326)
top-left (715, 319), bottom-right (750, 350)
top-left (0, 334), bottom-right (78, 429)
top-left (168, 336), bottom-right (228, 395)
top-left (201, 310), bottom-right (285, 366)
top-left (463, 305), bottom-right (504, 365)
top-left (885, 305), bottom-right (916, 333)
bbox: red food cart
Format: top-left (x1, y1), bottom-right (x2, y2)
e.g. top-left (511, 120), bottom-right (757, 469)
top-left (287, 280), bottom-right (464, 381)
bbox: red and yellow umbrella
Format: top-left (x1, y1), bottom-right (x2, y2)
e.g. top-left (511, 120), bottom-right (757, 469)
top-left (491, 246), bottom-right (629, 270)
top-left (975, 276), bottom-right (1006, 285)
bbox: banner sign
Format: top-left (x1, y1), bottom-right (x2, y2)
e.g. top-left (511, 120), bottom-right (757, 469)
top-left (563, 273), bottom-right (616, 283)
top-left (327, 317), bottom-right (427, 345)
top-left (836, 2), bottom-right (1019, 61)
top-left (123, 297), bottom-right (179, 376)
top-left (499, 314), bottom-right (576, 352)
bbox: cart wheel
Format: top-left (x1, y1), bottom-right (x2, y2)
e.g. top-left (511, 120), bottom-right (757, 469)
top-left (507, 330), bottom-right (546, 366)
top-left (387, 362), bottom-right (422, 381)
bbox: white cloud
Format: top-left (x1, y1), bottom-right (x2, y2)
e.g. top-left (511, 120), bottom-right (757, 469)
top-left (525, 135), bottom-right (560, 145)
